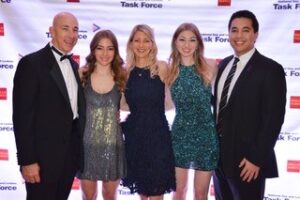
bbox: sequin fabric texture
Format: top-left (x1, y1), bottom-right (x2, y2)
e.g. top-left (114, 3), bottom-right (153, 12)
top-left (170, 64), bottom-right (219, 170)
top-left (77, 77), bottom-right (126, 181)
top-left (121, 67), bottom-right (176, 196)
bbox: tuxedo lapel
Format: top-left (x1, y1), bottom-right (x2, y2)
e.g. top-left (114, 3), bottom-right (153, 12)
top-left (43, 44), bottom-right (71, 106)
top-left (69, 58), bottom-right (84, 107)
top-left (70, 59), bottom-right (80, 85)
top-left (49, 62), bottom-right (70, 104)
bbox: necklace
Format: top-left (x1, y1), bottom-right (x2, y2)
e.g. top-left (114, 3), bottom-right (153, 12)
top-left (136, 66), bottom-right (149, 77)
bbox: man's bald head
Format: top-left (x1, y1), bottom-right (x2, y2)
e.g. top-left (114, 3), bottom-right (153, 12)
top-left (50, 12), bottom-right (79, 54)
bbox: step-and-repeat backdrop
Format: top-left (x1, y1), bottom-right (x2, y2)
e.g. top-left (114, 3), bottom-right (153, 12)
top-left (1, 0), bottom-right (299, 199)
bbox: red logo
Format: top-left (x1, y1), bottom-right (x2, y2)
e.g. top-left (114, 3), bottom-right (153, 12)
top-left (287, 160), bottom-right (300, 172)
top-left (72, 178), bottom-right (80, 190)
top-left (290, 96), bottom-right (300, 109)
top-left (0, 88), bottom-right (7, 100)
top-left (0, 23), bottom-right (4, 36)
top-left (218, 0), bottom-right (231, 6)
top-left (67, 0), bottom-right (80, 2)
top-left (294, 30), bottom-right (300, 43)
top-left (0, 149), bottom-right (9, 160)
top-left (72, 55), bottom-right (80, 65)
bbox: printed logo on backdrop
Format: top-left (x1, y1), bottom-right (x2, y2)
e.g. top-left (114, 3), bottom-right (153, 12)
top-left (264, 194), bottom-right (300, 200)
top-left (215, 59), bottom-right (223, 64)
top-left (46, 30), bottom-right (88, 40)
top-left (0, 149), bottom-right (8, 160)
top-left (202, 33), bottom-right (229, 43)
top-left (0, 23), bottom-right (4, 36)
top-left (77, 30), bottom-right (88, 40)
top-left (209, 184), bottom-right (215, 196)
top-left (290, 96), bottom-right (300, 109)
top-left (273, 0), bottom-right (300, 10)
top-left (294, 30), bottom-right (300, 43)
top-left (0, 123), bottom-right (14, 132)
top-left (284, 67), bottom-right (300, 77)
top-left (0, 0), bottom-right (12, 4)
top-left (72, 55), bottom-right (80, 65)
top-left (208, 58), bottom-right (223, 65)
top-left (117, 186), bottom-right (133, 196)
top-left (0, 59), bottom-right (14, 70)
top-left (120, 0), bottom-right (166, 9)
top-left (93, 24), bottom-right (101, 32)
top-left (287, 160), bottom-right (300, 172)
top-left (71, 178), bottom-right (80, 190)
top-left (0, 183), bottom-right (17, 191)
top-left (0, 88), bottom-right (7, 100)
top-left (18, 53), bottom-right (24, 59)
top-left (218, 0), bottom-right (231, 6)
top-left (278, 132), bottom-right (300, 142)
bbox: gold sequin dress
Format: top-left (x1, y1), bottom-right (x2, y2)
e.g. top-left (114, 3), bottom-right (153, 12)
top-left (77, 77), bottom-right (126, 181)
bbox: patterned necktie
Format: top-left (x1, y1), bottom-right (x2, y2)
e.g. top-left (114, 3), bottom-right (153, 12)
top-left (51, 46), bottom-right (73, 61)
top-left (217, 57), bottom-right (239, 133)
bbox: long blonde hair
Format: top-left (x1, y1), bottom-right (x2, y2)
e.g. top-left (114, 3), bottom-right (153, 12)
top-left (126, 24), bottom-right (158, 77)
top-left (167, 23), bottom-right (212, 86)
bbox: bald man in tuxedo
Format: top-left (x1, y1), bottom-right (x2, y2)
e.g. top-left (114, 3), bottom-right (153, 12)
top-left (13, 12), bottom-right (85, 200)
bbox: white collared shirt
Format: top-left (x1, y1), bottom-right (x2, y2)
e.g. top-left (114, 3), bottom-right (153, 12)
top-left (216, 48), bottom-right (256, 116)
top-left (50, 44), bottom-right (78, 119)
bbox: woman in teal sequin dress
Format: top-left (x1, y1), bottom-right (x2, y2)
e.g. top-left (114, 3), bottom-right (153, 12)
top-left (167, 23), bottom-right (219, 200)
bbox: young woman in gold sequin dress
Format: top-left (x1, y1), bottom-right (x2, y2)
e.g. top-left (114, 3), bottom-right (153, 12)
top-left (77, 30), bottom-right (127, 200)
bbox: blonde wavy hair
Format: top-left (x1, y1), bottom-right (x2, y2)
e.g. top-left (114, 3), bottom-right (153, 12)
top-left (126, 24), bottom-right (158, 77)
top-left (166, 23), bottom-right (212, 86)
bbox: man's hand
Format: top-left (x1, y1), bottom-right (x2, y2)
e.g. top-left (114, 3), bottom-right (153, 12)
top-left (239, 158), bottom-right (260, 182)
top-left (21, 163), bottom-right (41, 183)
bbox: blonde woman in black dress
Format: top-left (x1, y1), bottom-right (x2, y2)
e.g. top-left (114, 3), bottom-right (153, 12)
top-left (121, 24), bottom-right (176, 200)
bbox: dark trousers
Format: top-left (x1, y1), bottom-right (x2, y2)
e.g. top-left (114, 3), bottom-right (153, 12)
top-left (213, 168), bottom-right (265, 200)
top-left (25, 157), bottom-right (77, 200)
top-left (25, 120), bottom-right (80, 200)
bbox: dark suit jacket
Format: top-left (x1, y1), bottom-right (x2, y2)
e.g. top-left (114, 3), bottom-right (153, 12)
top-left (213, 50), bottom-right (286, 178)
top-left (13, 44), bottom-right (86, 183)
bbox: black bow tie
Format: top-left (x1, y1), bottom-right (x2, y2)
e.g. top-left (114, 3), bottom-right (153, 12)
top-left (60, 54), bottom-right (73, 61)
top-left (51, 46), bottom-right (73, 61)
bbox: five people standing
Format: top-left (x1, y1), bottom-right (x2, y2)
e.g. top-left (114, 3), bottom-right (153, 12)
top-left (12, 9), bottom-right (287, 200)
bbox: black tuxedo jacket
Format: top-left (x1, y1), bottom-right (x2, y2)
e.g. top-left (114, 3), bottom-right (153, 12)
top-left (213, 50), bottom-right (286, 178)
top-left (13, 44), bottom-right (86, 183)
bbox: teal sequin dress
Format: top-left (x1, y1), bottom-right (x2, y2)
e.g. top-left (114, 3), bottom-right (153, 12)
top-left (170, 64), bottom-right (219, 170)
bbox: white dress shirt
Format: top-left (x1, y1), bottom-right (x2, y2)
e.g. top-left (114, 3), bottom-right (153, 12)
top-left (50, 44), bottom-right (78, 119)
top-left (216, 48), bottom-right (256, 116)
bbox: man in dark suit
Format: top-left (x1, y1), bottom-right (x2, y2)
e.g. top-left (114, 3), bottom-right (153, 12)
top-left (12, 12), bottom-right (85, 200)
top-left (213, 10), bottom-right (286, 200)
